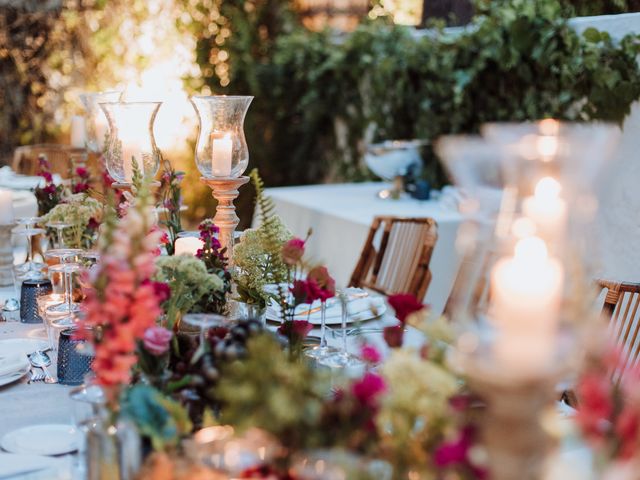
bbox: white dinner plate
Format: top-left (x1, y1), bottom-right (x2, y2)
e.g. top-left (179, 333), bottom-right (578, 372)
top-left (0, 365), bottom-right (30, 388)
top-left (1, 424), bottom-right (80, 456)
top-left (0, 452), bottom-right (60, 478)
top-left (0, 339), bottom-right (48, 358)
top-left (267, 292), bottom-right (387, 325)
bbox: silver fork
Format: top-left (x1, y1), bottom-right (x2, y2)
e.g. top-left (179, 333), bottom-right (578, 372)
top-left (29, 371), bottom-right (46, 383)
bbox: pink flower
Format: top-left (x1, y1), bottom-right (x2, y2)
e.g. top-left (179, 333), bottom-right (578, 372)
top-left (72, 182), bottom-right (89, 194)
top-left (616, 407), bottom-right (640, 459)
top-left (290, 279), bottom-right (312, 305)
top-left (143, 326), bottom-right (173, 356)
top-left (307, 266), bottom-right (335, 302)
top-left (277, 320), bottom-right (313, 343)
top-left (87, 217), bottom-right (100, 231)
top-left (149, 281), bottom-right (171, 303)
top-left (351, 372), bottom-right (386, 408)
top-left (282, 237), bottom-right (305, 265)
top-left (40, 171), bottom-right (53, 183)
top-left (360, 344), bottom-right (381, 364)
top-left (388, 293), bottom-right (424, 323)
top-left (76, 167), bottom-right (89, 178)
top-left (383, 325), bottom-right (404, 348)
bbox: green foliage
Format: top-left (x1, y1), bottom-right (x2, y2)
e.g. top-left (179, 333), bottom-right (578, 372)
top-left (182, 0), bottom-right (640, 189)
top-left (154, 255), bottom-right (225, 329)
top-left (122, 385), bottom-right (192, 451)
top-left (232, 169), bottom-right (292, 307)
top-left (217, 334), bottom-right (327, 449)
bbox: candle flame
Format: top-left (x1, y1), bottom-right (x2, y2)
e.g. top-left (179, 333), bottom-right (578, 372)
top-left (514, 236), bottom-right (548, 263)
top-left (534, 176), bottom-right (562, 200)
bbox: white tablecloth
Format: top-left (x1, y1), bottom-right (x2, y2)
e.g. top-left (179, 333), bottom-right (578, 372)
top-left (261, 182), bottom-right (463, 315)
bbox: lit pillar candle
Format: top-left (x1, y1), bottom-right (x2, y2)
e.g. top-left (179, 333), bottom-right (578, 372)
top-left (70, 115), bottom-right (86, 148)
top-left (0, 189), bottom-right (15, 224)
top-left (490, 236), bottom-right (563, 373)
top-left (522, 177), bottom-right (567, 238)
top-left (174, 236), bottom-right (204, 256)
top-left (211, 132), bottom-right (233, 177)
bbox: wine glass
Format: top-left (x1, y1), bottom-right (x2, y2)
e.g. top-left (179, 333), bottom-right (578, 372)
top-left (14, 226), bottom-right (46, 280)
top-left (46, 221), bottom-right (73, 249)
top-left (317, 290), bottom-right (367, 375)
top-left (304, 300), bottom-right (339, 361)
top-left (46, 263), bottom-right (82, 323)
top-left (182, 314), bottom-right (225, 362)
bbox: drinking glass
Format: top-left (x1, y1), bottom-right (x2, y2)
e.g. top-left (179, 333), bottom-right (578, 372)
top-left (46, 221), bottom-right (73, 249)
top-left (182, 314), bottom-right (225, 362)
top-left (46, 263), bottom-right (82, 316)
top-left (14, 226), bottom-right (46, 280)
top-left (304, 301), bottom-right (339, 361)
top-left (318, 290), bottom-right (366, 374)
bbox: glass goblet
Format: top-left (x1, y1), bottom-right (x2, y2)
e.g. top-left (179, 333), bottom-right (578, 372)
top-left (304, 300), bottom-right (339, 361)
top-left (14, 227), bottom-right (46, 280)
top-left (317, 291), bottom-right (367, 375)
top-left (182, 313), bottom-right (225, 362)
top-left (46, 263), bottom-right (82, 316)
top-left (46, 221), bottom-right (73, 249)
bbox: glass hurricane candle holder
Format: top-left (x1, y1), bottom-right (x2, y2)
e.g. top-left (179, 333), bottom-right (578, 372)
top-left (79, 91), bottom-right (123, 153)
top-left (437, 121), bottom-right (621, 480)
top-left (191, 96), bottom-right (253, 179)
top-left (99, 101), bottom-right (163, 185)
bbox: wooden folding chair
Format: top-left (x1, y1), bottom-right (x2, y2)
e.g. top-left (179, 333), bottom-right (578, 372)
top-left (349, 216), bottom-right (438, 299)
top-left (12, 144), bottom-right (85, 178)
top-left (597, 279), bottom-right (640, 384)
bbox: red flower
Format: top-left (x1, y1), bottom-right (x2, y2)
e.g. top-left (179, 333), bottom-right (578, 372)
top-left (148, 281), bottom-right (171, 303)
top-left (388, 293), bottom-right (424, 323)
top-left (40, 171), bottom-right (53, 183)
top-left (72, 182), bottom-right (90, 194)
top-left (307, 266), bottom-right (335, 302)
top-left (277, 320), bottom-right (313, 343)
top-left (87, 217), bottom-right (100, 231)
top-left (616, 407), bottom-right (640, 459)
top-left (383, 325), bottom-right (404, 348)
top-left (576, 373), bottom-right (614, 441)
top-left (282, 237), bottom-right (305, 265)
top-left (351, 372), bottom-right (386, 408)
top-left (290, 279), bottom-right (312, 305)
top-left (360, 344), bottom-right (382, 364)
top-left (76, 167), bottom-right (89, 178)
top-left (143, 326), bottom-right (173, 356)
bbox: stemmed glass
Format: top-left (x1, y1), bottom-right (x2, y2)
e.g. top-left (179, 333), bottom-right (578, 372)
top-left (304, 300), bottom-right (339, 361)
top-left (46, 221), bottom-right (73, 249)
top-left (45, 249), bottom-right (83, 316)
top-left (14, 217), bottom-right (45, 280)
top-left (318, 289), bottom-right (367, 373)
top-left (182, 314), bottom-right (225, 362)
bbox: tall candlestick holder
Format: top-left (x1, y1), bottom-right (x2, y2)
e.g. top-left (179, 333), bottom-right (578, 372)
top-left (201, 176), bottom-right (249, 264)
top-left (0, 223), bottom-right (15, 286)
top-left (437, 122), bottom-right (621, 480)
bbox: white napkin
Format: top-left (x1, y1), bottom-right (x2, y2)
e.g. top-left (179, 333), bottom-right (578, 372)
top-left (0, 453), bottom-right (57, 478)
top-left (0, 354), bottom-right (29, 378)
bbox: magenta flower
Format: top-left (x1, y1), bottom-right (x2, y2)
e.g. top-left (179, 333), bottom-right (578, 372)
top-left (360, 344), bottom-right (382, 364)
top-left (148, 281), bottom-right (171, 303)
top-left (351, 372), bottom-right (386, 408)
top-left (76, 167), bottom-right (89, 178)
top-left (388, 293), bottom-right (425, 323)
top-left (143, 326), bottom-right (173, 356)
top-left (277, 320), bottom-right (313, 343)
top-left (282, 237), bottom-right (305, 265)
top-left (307, 266), bottom-right (335, 302)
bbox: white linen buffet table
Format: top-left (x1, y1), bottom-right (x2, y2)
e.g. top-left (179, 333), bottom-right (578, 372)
top-left (261, 182), bottom-right (463, 315)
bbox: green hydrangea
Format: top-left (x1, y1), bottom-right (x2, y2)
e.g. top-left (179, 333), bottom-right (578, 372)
top-left (154, 255), bottom-right (225, 328)
top-left (42, 193), bottom-right (103, 248)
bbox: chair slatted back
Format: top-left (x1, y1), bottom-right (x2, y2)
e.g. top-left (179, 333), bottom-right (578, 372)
top-left (12, 144), bottom-right (85, 178)
top-left (350, 216), bottom-right (438, 299)
top-left (598, 280), bottom-right (640, 383)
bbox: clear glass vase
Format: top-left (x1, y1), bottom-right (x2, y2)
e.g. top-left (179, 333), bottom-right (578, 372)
top-left (99, 101), bottom-right (163, 185)
top-left (191, 96), bottom-right (253, 178)
top-left (85, 405), bottom-right (142, 480)
top-left (79, 91), bottom-right (123, 153)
